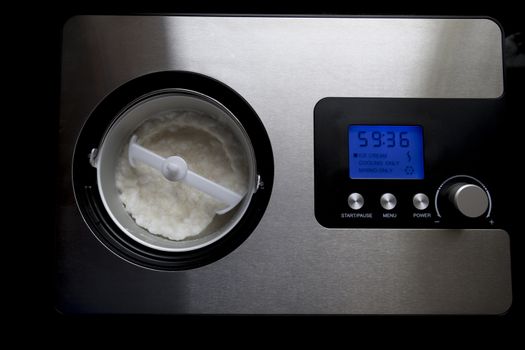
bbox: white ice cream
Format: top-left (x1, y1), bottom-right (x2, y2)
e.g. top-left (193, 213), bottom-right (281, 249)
top-left (115, 111), bottom-right (248, 241)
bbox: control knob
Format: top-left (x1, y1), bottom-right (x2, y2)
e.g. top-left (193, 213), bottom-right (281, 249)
top-left (446, 182), bottom-right (489, 218)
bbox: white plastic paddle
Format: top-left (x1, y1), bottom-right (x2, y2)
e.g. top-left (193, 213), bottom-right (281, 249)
top-left (128, 135), bottom-right (243, 214)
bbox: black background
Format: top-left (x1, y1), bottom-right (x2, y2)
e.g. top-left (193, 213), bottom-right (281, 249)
top-left (18, 0), bottom-right (524, 340)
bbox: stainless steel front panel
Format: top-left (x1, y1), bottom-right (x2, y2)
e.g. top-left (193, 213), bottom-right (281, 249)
top-left (57, 16), bottom-right (511, 314)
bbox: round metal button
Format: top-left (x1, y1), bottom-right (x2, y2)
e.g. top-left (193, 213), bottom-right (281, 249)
top-left (380, 193), bottom-right (397, 210)
top-left (348, 193), bottom-right (364, 210)
top-left (452, 184), bottom-right (489, 218)
top-left (413, 193), bottom-right (429, 210)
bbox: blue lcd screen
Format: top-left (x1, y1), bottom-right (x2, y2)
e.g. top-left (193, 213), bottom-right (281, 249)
top-left (348, 125), bottom-right (424, 179)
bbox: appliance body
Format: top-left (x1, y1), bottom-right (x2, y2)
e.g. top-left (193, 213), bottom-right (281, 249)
top-left (57, 15), bottom-right (511, 314)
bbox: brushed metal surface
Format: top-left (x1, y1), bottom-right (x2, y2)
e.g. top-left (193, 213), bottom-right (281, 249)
top-left (57, 15), bottom-right (511, 314)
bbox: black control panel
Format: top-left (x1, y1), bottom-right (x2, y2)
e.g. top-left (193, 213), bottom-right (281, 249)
top-left (314, 98), bottom-right (503, 229)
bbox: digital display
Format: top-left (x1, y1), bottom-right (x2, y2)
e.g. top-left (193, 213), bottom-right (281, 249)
top-left (348, 125), bottom-right (424, 179)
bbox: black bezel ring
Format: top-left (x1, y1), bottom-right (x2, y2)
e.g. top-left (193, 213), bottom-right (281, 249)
top-left (72, 71), bottom-right (274, 271)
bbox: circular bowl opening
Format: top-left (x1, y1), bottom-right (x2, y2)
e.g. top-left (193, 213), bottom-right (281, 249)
top-left (96, 89), bottom-right (257, 252)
